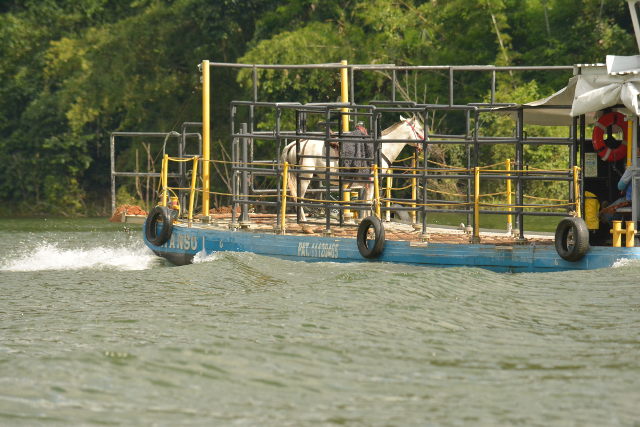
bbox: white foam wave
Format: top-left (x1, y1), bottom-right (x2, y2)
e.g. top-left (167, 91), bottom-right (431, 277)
top-left (192, 250), bottom-right (221, 264)
top-left (1, 243), bottom-right (159, 272)
top-left (611, 258), bottom-right (640, 268)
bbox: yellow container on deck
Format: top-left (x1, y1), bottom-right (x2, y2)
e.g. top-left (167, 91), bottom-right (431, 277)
top-left (584, 191), bottom-right (599, 230)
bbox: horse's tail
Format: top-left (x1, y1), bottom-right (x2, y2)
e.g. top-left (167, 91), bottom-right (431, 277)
top-left (281, 141), bottom-right (298, 199)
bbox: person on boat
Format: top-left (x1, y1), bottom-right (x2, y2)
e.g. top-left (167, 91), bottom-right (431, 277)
top-left (600, 163), bottom-right (637, 222)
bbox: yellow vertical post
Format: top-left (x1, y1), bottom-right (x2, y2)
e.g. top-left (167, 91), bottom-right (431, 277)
top-left (340, 60), bottom-right (351, 218)
top-left (343, 185), bottom-right (352, 220)
top-left (202, 59), bottom-right (211, 216)
top-left (506, 158), bottom-right (512, 234)
top-left (161, 154), bottom-right (169, 207)
top-left (411, 154), bottom-right (417, 224)
top-left (385, 171), bottom-right (392, 222)
top-left (625, 220), bottom-right (636, 247)
top-left (573, 165), bottom-right (581, 217)
top-left (611, 220), bottom-right (623, 247)
top-left (280, 162), bottom-right (289, 233)
top-left (373, 164), bottom-right (381, 219)
top-left (473, 166), bottom-right (480, 242)
top-left (340, 59), bottom-right (349, 132)
top-left (627, 117), bottom-right (633, 167)
top-left (188, 156), bottom-right (199, 222)
top-left (351, 191), bottom-right (359, 219)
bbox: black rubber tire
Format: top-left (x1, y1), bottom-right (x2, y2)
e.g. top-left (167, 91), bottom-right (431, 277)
top-left (555, 217), bottom-right (589, 262)
top-left (357, 216), bottom-right (385, 259)
top-left (145, 206), bottom-right (173, 246)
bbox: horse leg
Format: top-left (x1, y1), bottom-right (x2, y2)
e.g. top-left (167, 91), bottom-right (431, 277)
top-left (283, 140), bottom-right (319, 223)
top-left (287, 173), bottom-right (312, 223)
top-left (296, 173), bottom-right (313, 222)
top-left (292, 157), bottom-right (316, 222)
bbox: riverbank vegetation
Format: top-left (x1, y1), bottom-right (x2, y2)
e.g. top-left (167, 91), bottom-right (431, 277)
top-left (0, 0), bottom-right (634, 216)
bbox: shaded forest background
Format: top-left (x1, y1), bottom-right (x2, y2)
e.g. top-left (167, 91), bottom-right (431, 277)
top-left (0, 0), bottom-right (636, 216)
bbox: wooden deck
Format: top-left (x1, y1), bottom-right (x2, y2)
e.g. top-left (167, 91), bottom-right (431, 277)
top-left (203, 213), bottom-right (555, 246)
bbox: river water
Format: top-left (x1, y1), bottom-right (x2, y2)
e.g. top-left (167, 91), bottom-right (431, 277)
top-left (1, 218), bottom-right (639, 425)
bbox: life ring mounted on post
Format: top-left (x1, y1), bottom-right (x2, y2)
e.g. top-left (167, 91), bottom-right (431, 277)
top-left (592, 112), bottom-right (628, 162)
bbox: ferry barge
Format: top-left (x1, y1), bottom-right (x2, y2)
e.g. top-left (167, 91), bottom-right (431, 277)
top-left (111, 7), bottom-right (640, 272)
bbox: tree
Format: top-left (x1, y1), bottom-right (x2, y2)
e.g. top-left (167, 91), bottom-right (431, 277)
top-left (0, 0), bottom-right (274, 215)
top-left (0, 0), bottom-right (637, 215)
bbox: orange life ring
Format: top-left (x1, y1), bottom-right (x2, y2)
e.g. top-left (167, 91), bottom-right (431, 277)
top-left (592, 112), bottom-right (628, 162)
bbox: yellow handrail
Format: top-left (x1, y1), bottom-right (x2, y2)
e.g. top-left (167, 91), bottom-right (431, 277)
top-left (473, 166), bottom-right (480, 242)
top-left (340, 60), bottom-right (352, 218)
top-left (202, 59), bottom-right (211, 216)
top-left (573, 165), bottom-right (581, 217)
top-left (188, 156), bottom-right (199, 221)
top-left (280, 162), bottom-right (288, 233)
top-left (385, 169), bottom-right (392, 221)
top-left (340, 59), bottom-right (349, 132)
top-left (373, 164), bottom-right (381, 219)
top-left (506, 158), bottom-right (512, 234)
top-left (411, 155), bottom-right (417, 224)
top-left (161, 154), bottom-right (169, 207)
top-left (157, 154), bottom-right (583, 235)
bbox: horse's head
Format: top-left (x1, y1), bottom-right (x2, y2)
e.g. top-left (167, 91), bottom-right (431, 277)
top-left (400, 114), bottom-right (426, 150)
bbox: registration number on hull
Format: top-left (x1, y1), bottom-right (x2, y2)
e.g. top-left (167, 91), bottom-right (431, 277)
top-left (297, 242), bottom-right (339, 259)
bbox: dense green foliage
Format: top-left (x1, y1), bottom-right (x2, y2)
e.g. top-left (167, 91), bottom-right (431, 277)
top-left (0, 0), bottom-right (635, 215)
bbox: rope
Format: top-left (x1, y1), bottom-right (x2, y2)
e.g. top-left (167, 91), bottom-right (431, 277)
top-left (394, 154), bottom-right (418, 163)
top-left (522, 194), bottom-right (569, 202)
top-left (210, 159), bottom-right (279, 167)
top-left (387, 199), bottom-right (471, 207)
top-left (199, 158), bottom-right (574, 177)
top-left (479, 202), bottom-right (574, 209)
top-left (478, 160), bottom-right (510, 169)
top-left (480, 168), bottom-right (572, 174)
top-left (479, 191), bottom-right (508, 198)
top-left (384, 183), bottom-right (414, 191)
top-left (167, 156), bottom-right (199, 162)
top-left (420, 187), bottom-right (468, 198)
top-left (426, 159), bottom-right (461, 169)
top-left (294, 195), bottom-right (364, 204)
top-left (207, 190), bottom-right (279, 199)
top-left (159, 155), bottom-right (580, 215)
top-left (391, 165), bottom-right (469, 173)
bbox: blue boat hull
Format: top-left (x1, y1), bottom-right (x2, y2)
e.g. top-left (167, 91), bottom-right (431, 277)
top-left (143, 223), bottom-right (640, 272)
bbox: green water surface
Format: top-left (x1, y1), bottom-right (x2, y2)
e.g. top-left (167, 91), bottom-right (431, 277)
top-left (0, 218), bottom-right (638, 425)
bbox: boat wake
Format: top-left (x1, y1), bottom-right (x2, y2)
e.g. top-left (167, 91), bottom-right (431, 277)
top-left (612, 257), bottom-right (640, 268)
top-left (192, 250), bottom-right (222, 264)
top-left (1, 243), bottom-right (159, 272)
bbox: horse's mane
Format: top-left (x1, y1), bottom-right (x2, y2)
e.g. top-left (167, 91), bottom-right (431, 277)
top-left (381, 121), bottom-right (404, 136)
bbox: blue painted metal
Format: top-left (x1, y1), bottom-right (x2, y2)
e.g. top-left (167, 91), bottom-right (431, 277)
top-left (143, 222), bottom-right (640, 272)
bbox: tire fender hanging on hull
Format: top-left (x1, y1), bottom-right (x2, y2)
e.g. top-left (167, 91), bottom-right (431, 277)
top-left (555, 217), bottom-right (590, 261)
top-left (145, 206), bottom-right (174, 246)
top-left (357, 216), bottom-right (385, 259)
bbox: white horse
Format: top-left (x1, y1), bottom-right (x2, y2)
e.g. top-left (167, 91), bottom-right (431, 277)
top-left (281, 115), bottom-right (425, 221)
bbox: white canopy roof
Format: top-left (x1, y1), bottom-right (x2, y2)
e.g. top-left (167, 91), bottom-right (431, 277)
top-left (498, 56), bottom-right (640, 126)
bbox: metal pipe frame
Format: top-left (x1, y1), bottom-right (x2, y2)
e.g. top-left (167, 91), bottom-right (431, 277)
top-left (205, 60), bottom-right (579, 235)
top-left (110, 131), bottom-right (183, 215)
top-left (111, 61), bottom-right (583, 238)
top-left (516, 108), bottom-right (525, 239)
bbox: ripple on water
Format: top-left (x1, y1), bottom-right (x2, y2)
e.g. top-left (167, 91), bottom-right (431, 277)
top-left (1, 221), bottom-right (640, 425)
